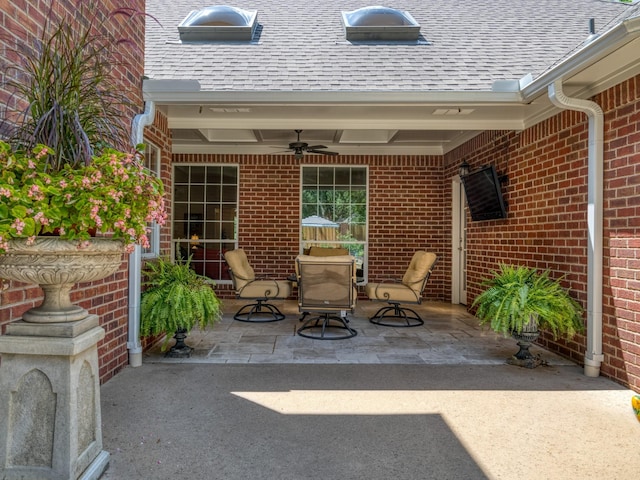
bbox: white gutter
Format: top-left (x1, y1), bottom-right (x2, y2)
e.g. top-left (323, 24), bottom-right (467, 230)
top-left (548, 80), bottom-right (604, 378)
top-left (523, 15), bottom-right (640, 102)
top-left (127, 100), bottom-right (156, 367)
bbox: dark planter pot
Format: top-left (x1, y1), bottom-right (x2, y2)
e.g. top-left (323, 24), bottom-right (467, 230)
top-left (165, 328), bottom-right (194, 358)
top-left (507, 316), bottom-right (542, 368)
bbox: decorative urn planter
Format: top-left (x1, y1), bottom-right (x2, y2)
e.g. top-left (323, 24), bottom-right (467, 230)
top-left (0, 237), bottom-right (124, 323)
top-left (507, 315), bottom-right (542, 368)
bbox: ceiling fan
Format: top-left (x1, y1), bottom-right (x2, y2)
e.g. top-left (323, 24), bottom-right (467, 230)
top-left (286, 130), bottom-right (339, 159)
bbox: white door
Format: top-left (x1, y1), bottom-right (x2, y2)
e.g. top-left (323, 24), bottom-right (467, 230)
top-left (451, 178), bottom-right (468, 305)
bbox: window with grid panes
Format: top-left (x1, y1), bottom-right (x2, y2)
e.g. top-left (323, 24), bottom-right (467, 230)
top-left (172, 165), bottom-right (238, 281)
top-left (301, 166), bottom-right (368, 283)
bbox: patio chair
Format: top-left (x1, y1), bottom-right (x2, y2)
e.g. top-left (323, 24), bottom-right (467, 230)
top-left (365, 251), bottom-right (438, 327)
top-left (295, 254), bottom-right (358, 339)
top-left (224, 249), bottom-right (291, 322)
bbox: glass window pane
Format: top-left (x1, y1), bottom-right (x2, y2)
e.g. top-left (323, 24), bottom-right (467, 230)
top-left (334, 167), bottom-right (351, 185)
top-left (318, 169), bottom-right (333, 185)
top-left (222, 185), bottom-right (237, 202)
top-left (352, 168), bottom-right (366, 185)
top-left (207, 184), bottom-right (221, 202)
top-left (190, 166), bottom-right (205, 183)
top-left (223, 166), bottom-right (237, 183)
top-left (302, 167), bottom-right (317, 185)
top-left (174, 165), bottom-right (190, 183)
top-left (190, 185), bottom-right (205, 202)
top-left (174, 185), bottom-right (189, 202)
top-left (206, 166), bottom-right (221, 184)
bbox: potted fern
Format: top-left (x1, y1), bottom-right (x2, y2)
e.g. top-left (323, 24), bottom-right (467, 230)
top-left (140, 257), bottom-right (222, 357)
top-left (471, 264), bottom-right (584, 368)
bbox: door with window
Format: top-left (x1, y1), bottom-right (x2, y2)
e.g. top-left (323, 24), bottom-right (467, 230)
top-left (301, 166), bottom-right (368, 283)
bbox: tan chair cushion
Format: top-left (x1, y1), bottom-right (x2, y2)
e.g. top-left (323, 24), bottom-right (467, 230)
top-left (365, 282), bottom-right (419, 303)
top-left (402, 251), bottom-right (437, 293)
top-left (224, 249), bottom-right (255, 290)
top-left (238, 279), bottom-right (291, 299)
top-left (308, 246), bottom-right (349, 257)
top-left (224, 249), bottom-right (291, 299)
top-left (365, 251), bottom-right (437, 303)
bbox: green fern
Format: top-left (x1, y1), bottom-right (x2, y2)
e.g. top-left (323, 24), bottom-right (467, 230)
top-left (471, 264), bottom-right (584, 339)
top-left (140, 256), bottom-right (222, 350)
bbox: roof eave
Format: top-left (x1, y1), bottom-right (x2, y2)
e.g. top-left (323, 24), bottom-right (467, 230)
top-left (520, 14), bottom-right (640, 101)
top-left (142, 81), bottom-right (524, 105)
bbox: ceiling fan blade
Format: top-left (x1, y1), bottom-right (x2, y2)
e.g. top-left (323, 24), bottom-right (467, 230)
top-left (309, 149), bottom-right (339, 156)
top-left (306, 145), bottom-right (328, 150)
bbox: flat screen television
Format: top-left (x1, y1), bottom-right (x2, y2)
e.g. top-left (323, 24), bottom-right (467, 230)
top-left (461, 165), bottom-right (507, 221)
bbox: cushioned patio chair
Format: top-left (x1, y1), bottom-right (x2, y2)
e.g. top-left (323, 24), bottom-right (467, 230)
top-left (224, 249), bottom-right (291, 322)
top-left (295, 254), bottom-right (357, 339)
top-left (365, 251), bottom-right (438, 327)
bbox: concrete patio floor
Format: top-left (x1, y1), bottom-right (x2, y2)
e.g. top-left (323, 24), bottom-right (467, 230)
top-left (100, 300), bottom-right (640, 479)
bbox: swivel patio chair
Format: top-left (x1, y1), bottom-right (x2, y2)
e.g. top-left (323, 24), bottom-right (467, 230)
top-left (295, 254), bottom-right (358, 339)
top-left (365, 251), bottom-right (438, 327)
top-left (224, 249), bottom-right (291, 322)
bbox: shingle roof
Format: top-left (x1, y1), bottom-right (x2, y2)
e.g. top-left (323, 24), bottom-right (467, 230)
top-left (145, 0), bottom-right (632, 93)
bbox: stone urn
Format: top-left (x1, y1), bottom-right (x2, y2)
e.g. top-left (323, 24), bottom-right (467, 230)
top-left (507, 314), bottom-right (542, 368)
top-left (0, 237), bottom-right (124, 323)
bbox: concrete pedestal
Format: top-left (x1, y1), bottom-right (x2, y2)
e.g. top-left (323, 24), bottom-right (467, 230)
top-left (0, 315), bottom-right (109, 480)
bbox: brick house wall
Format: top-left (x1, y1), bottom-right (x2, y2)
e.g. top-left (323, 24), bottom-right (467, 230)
top-left (170, 153), bottom-right (450, 302)
top-left (445, 74), bottom-right (640, 391)
top-left (0, 0), bottom-right (146, 384)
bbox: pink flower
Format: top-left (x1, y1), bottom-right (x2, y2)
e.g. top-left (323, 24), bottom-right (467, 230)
top-left (11, 219), bottom-right (25, 235)
top-left (27, 184), bottom-right (44, 201)
top-left (26, 236), bottom-right (36, 245)
top-left (33, 212), bottom-right (50, 225)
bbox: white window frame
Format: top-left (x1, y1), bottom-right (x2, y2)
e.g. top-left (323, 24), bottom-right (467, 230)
top-left (141, 142), bottom-right (161, 259)
top-left (171, 163), bottom-right (239, 284)
top-left (300, 165), bottom-right (369, 284)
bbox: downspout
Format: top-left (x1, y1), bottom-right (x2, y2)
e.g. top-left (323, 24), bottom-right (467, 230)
top-left (127, 100), bottom-right (156, 367)
top-left (548, 79), bottom-right (604, 378)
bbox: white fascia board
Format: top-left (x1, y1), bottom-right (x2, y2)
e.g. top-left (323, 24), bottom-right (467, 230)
top-left (521, 15), bottom-right (640, 102)
top-left (142, 84), bottom-right (523, 106)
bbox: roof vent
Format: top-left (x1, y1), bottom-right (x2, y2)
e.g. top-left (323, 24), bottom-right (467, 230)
top-left (178, 5), bottom-right (258, 42)
top-left (341, 6), bottom-right (420, 41)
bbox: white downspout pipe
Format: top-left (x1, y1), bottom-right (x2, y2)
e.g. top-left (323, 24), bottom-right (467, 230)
top-left (127, 101), bottom-right (156, 367)
top-left (548, 79), bottom-right (604, 377)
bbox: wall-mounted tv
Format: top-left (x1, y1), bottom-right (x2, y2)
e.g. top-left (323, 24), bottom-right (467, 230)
top-left (461, 165), bottom-right (507, 221)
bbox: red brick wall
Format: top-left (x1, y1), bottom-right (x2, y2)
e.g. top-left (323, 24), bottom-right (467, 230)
top-left (171, 153), bottom-right (450, 301)
top-left (0, 0), bottom-right (146, 384)
top-left (600, 75), bottom-right (640, 390)
top-left (447, 75), bottom-right (640, 391)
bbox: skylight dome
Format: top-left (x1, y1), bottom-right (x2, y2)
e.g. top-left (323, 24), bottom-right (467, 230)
top-left (342, 6), bottom-right (421, 41)
top-left (178, 6), bottom-right (258, 41)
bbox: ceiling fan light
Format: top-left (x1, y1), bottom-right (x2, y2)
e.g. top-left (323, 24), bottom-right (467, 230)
top-left (295, 151), bottom-right (304, 160)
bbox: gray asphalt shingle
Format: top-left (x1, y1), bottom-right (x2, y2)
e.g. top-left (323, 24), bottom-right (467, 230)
top-left (145, 0), bottom-right (636, 92)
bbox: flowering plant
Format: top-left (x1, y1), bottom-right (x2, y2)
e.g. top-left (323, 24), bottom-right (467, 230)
top-left (0, 140), bottom-right (166, 254)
